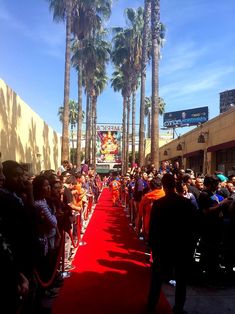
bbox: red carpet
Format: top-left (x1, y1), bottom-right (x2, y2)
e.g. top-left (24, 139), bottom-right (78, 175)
top-left (52, 188), bottom-right (172, 314)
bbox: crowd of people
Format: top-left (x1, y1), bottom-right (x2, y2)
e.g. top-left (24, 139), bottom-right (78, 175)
top-left (0, 159), bottom-right (102, 314)
top-left (1, 157), bottom-right (235, 314)
top-left (107, 161), bottom-right (235, 314)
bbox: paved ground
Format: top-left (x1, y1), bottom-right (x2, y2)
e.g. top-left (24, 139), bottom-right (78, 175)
top-left (163, 280), bottom-right (235, 314)
top-left (42, 281), bottom-right (235, 314)
top-left (41, 270), bottom-right (235, 314)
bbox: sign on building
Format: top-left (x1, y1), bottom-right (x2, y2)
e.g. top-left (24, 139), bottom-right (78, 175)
top-left (163, 106), bottom-right (208, 128)
top-left (96, 124), bottom-right (122, 163)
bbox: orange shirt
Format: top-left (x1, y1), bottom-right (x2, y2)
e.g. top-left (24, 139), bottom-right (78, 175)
top-left (139, 188), bottom-right (165, 239)
top-left (139, 188), bottom-right (165, 216)
top-left (74, 183), bottom-right (86, 207)
top-left (109, 179), bottom-right (121, 191)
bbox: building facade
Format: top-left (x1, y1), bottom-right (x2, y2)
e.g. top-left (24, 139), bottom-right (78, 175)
top-left (0, 79), bottom-right (61, 173)
top-left (220, 89), bottom-right (235, 113)
top-left (159, 106), bottom-right (235, 176)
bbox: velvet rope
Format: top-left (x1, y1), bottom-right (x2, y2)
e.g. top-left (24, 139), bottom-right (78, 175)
top-left (34, 231), bottom-right (65, 288)
top-left (88, 196), bottom-right (93, 214)
top-left (68, 228), bottom-right (79, 248)
top-left (69, 199), bottom-right (94, 248)
top-left (68, 211), bottom-right (81, 248)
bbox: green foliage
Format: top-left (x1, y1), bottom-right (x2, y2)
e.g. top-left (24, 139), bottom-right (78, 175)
top-left (70, 148), bottom-right (84, 165)
top-left (129, 151), bottom-right (139, 164)
top-left (58, 100), bottom-right (85, 127)
top-left (111, 7), bottom-right (145, 95)
top-left (144, 96), bottom-right (166, 116)
top-left (47, 0), bottom-right (67, 22)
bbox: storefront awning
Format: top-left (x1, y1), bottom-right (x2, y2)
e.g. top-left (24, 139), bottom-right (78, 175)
top-left (183, 150), bottom-right (203, 158)
top-left (207, 140), bottom-right (235, 152)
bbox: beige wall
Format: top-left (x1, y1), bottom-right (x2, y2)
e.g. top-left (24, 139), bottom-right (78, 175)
top-left (0, 79), bottom-right (61, 174)
top-left (145, 135), bottom-right (173, 159)
top-left (159, 106), bottom-right (235, 174)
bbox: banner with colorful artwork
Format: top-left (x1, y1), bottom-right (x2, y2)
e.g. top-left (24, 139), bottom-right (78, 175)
top-left (96, 125), bottom-right (122, 163)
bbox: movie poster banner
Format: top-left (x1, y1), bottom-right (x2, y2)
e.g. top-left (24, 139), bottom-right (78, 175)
top-left (163, 106), bottom-right (208, 128)
top-left (96, 124), bottom-right (122, 163)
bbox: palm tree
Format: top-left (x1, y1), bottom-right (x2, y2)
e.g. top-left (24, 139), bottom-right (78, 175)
top-left (85, 93), bottom-right (91, 163)
top-left (124, 7), bottom-right (144, 167)
top-left (91, 66), bottom-right (108, 169)
top-left (112, 26), bottom-right (132, 172)
top-left (71, 1), bottom-right (112, 166)
top-left (77, 58), bottom-right (83, 168)
top-left (112, 8), bottom-right (144, 172)
top-left (58, 100), bottom-right (85, 163)
top-left (131, 88), bottom-right (136, 166)
top-left (151, 0), bottom-right (160, 168)
top-left (47, 0), bottom-right (73, 162)
top-left (111, 68), bottom-right (127, 175)
top-left (71, 39), bottom-right (83, 168)
top-left (71, 0), bottom-right (111, 41)
top-left (144, 96), bottom-right (152, 139)
top-left (81, 31), bottom-right (111, 165)
top-left (139, 0), bottom-right (151, 167)
top-left (144, 96), bottom-right (165, 138)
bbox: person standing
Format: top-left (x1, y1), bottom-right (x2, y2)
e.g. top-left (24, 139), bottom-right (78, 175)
top-left (147, 174), bottom-right (194, 314)
top-left (0, 160), bottom-right (37, 313)
top-left (81, 160), bottom-right (89, 175)
top-left (197, 175), bottom-right (230, 280)
top-left (57, 160), bottom-right (69, 176)
top-left (109, 172), bottom-right (121, 206)
top-left (138, 177), bottom-right (165, 241)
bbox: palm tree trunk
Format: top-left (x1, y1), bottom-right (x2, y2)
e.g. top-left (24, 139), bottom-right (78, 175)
top-left (71, 125), bottom-right (75, 149)
top-left (151, 0), bottom-right (160, 169)
top-left (148, 110), bottom-right (151, 138)
top-left (88, 94), bottom-right (92, 163)
top-left (90, 95), bottom-right (94, 166)
top-left (77, 59), bottom-right (83, 168)
top-left (61, 0), bottom-right (72, 162)
top-left (132, 89), bottom-right (136, 166)
top-left (92, 95), bottom-right (97, 170)
top-left (71, 124), bottom-right (75, 164)
top-left (126, 95), bottom-right (131, 173)
top-left (94, 97), bottom-right (97, 172)
top-left (91, 95), bottom-right (94, 168)
top-left (139, 0), bottom-right (151, 167)
top-left (122, 95), bottom-right (127, 175)
top-left (85, 93), bottom-right (91, 162)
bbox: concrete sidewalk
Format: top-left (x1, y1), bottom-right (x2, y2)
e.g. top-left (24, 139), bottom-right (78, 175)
top-left (163, 283), bottom-right (235, 314)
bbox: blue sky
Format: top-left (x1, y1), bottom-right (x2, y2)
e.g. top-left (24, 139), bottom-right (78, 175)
top-left (0, 0), bottom-right (235, 137)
